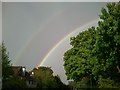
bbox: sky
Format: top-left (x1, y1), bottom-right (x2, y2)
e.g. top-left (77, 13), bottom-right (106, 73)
top-left (2, 2), bottom-right (107, 84)
top-left (1, 0), bottom-right (119, 2)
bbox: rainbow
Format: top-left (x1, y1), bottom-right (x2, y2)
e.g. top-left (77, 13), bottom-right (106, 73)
top-left (37, 18), bottom-right (99, 67)
top-left (14, 9), bottom-right (66, 65)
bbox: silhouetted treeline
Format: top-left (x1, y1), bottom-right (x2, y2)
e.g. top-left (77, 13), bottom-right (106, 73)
top-left (1, 42), bottom-right (69, 89)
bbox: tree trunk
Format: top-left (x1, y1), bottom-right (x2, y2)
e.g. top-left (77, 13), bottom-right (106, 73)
top-left (117, 65), bottom-right (120, 73)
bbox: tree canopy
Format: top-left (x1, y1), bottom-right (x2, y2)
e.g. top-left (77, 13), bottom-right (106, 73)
top-left (1, 42), bottom-right (27, 88)
top-left (33, 66), bottom-right (66, 89)
top-left (1, 42), bottom-right (12, 81)
top-left (63, 2), bottom-right (120, 88)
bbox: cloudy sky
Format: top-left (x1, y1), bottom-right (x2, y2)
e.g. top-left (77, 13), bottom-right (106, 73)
top-left (3, 2), bottom-right (107, 84)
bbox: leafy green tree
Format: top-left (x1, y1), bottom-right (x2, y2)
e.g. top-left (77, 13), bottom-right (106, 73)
top-left (1, 42), bottom-right (13, 82)
top-left (2, 77), bottom-right (27, 88)
top-left (69, 77), bottom-right (90, 89)
top-left (63, 2), bottom-right (120, 88)
top-left (1, 42), bottom-right (27, 88)
top-left (53, 75), bottom-right (67, 89)
top-left (98, 76), bottom-right (120, 88)
top-left (64, 27), bottom-right (96, 83)
top-left (33, 67), bottom-right (54, 88)
top-left (33, 66), bottom-right (65, 89)
top-left (92, 2), bottom-right (120, 80)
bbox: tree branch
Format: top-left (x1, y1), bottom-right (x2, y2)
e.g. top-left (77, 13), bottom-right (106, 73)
top-left (117, 65), bottom-right (120, 73)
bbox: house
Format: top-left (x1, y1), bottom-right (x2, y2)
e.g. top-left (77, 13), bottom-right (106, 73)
top-left (26, 71), bottom-right (37, 88)
top-left (11, 66), bottom-right (26, 77)
top-left (11, 66), bottom-right (36, 88)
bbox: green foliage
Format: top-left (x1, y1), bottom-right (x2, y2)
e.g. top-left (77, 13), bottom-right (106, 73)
top-left (2, 77), bottom-right (27, 88)
top-left (63, 2), bottom-right (120, 88)
top-left (1, 42), bottom-right (28, 88)
top-left (93, 2), bottom-right (120, 79)
top-left (98, 76), bottom-right (120, 88)
top-left (64, 27), bottom-right (96, 81)
top-left (54, 75), bottom-right (66, 88)
top-left (69, 77), bottom-right (90, 88)
top-left (33, 67), bottom-right (65, 89)
top-left (1, 42), bottom-right (13, 82)
top-left (33, 67), bottom-right (54, 88)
